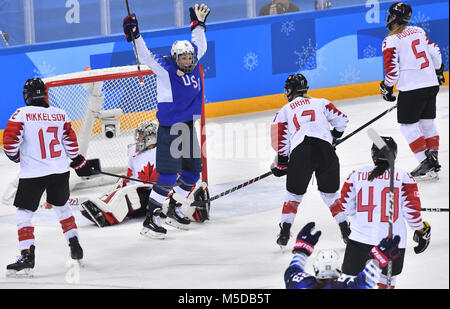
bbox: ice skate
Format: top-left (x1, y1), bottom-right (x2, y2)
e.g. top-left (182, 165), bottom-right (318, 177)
top-left (6, 245), bottom-right (35, 278)
top-left (411, 150), bottom-right (440, 180)
top-left (69, 236), bottom-right (84, 265)
top-left (165, 196), bottom-right (190, 230)
top-left (277, 222), bottom-right (292, 249)
top-left (80, 201), bottom-right (108, 227)
top-left (141, 209), bottom-right (167, 239)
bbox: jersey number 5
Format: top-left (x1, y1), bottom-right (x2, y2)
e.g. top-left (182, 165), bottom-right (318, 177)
top-left (38, 127), bottom-right (62, 159)
top-left (411, 39), bottom-right (430, 69)
top-left (357, 186), bottom-right (399, 223)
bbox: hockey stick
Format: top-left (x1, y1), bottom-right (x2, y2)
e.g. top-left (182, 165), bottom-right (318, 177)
top-left (334, 105), bottom-right (397, 147)
top-left (93, 170), bottom-right (175, 188)
top-left (125, 0), bottom-right (143, 84)
top-left (421, 208), bottom-right (449, 212)
top-left (191, 171), bottom-right (273, 207)
top-left (368, 128), bottom-right (396, 289)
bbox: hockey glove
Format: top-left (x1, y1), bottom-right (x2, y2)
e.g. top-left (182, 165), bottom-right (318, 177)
top-left (123, 14), bottom-right (140, 42)
top-left (413, 221), bottom-right (431, 254)
top-left (292, 222), bottom-right (322, 256)
top-left (331, 128), bottom-right (344, 147)
top-left (370, 235), bottom-right (401, 268)
top-left (189, 3), bottom-right (210, 31)
top-left (6, 152), bottom-right (20, 163)
top-left (380, 81), bottom-right (396, 102)
top-left (70, 154), bottom-right (93, 177)
top-left (436, 63), bottom-right (445, 86)
top-left (338, 221), bottom-right (351, 244)
top-left (270, 155), bottom-right (288, 177)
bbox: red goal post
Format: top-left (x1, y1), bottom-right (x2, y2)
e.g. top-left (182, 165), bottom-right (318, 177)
top-left (42, 64), bottom-right (208, 184)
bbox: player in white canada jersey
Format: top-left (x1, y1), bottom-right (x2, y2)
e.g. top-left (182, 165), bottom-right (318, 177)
top-left (79, 120), bottom-right (159, 227)
top-left (270, 74), bottom-right (349, 247)
top-left (330, 137), bottom-right (431, 288)
top-left (79, 120), bottom-right (209, 227)
top-left (380, 2), bottom-right (445, 180)
top-left (2, 78), bottom-right (93, 277)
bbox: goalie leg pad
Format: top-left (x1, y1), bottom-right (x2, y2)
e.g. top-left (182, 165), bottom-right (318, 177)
top-left (88, 184), bottom-right (148, 224)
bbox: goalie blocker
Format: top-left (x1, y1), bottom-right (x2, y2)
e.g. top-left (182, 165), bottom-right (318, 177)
top-left (79, 160), bottom-right (210, 226)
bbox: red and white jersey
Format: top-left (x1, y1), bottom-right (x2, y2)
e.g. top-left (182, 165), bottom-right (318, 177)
top-left (340, 166), bottom-right (423, 248)
top-left (123, 146), bottom-right (158, 187)
top-left (271, 96), bottom-right (348, 156)
top-left (3, 105), bottom-right (79, 178)
top-left (382, 26), bottom-right (442, 91)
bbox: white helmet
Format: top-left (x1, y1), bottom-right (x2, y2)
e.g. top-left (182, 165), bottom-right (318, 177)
top-left (312, 249), bottom-right (342, 279)
top-left (135, 120), bottom-right (158, 152)
top-left (171, 40), bottom-right (197, 73)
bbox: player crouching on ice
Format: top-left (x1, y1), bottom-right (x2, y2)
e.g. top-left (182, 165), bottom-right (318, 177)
top-left (284, 222), bottom-right (401, 289)
top-left (80, 120), bottom-right (209, 227)
top-left (3, 78), bottom-right (94, 278)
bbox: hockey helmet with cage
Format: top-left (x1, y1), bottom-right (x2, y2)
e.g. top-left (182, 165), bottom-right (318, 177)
top-left (135, 120), bottom-right (158, 152)
top-left (312, 249), bottom-right (342, 279)
top-left (284, 74), bottom-right (309, 101)
top-left (23, 78), bottom-right (48, 106)
top-left (171, 40), bottom-right (197, 74)
top-left (371, 136), bottom-right (398, 165)
top-left (385, 2), bottom-right (412, 31)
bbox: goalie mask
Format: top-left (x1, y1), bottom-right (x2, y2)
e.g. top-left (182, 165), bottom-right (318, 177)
top-left (171, 40), bottom-right (197, 74)
top-left (371, 136), bottom-right (398, 165)
top-left (135, 120), bottom-right (158, 152)
top-left (23, 78), bottom-right (48, 107)
top-left (385, 2), bottom-right (412, 31)
top-left (284, 74), bottom-right (309, 101)
top-left (312, 249), bottom-right (342, 279)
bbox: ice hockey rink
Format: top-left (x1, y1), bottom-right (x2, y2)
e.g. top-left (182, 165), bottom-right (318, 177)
top-left (0, 88), bottom-right (448, 289)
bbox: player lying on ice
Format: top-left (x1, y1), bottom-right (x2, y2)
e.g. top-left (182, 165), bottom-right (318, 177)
top-left (79, 120), bottom-right (209, 227)
top-left (284, 222), bottom-right (401, 289)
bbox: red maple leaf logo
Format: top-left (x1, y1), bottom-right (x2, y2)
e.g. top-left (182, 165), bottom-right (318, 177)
top-left (138, 163), bottom-right (159, 183)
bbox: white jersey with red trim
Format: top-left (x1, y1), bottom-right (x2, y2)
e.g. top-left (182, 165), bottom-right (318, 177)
top-left (3, 105), bottom-right (79, 178)
top-left (271, 96), bottom-right (348, 157)
top-left (340, 166), bottom-right (423, 248)
top-left (123, 146), bottom-right (158, 187)
top-left (382, 26), bottom-right (442, 91)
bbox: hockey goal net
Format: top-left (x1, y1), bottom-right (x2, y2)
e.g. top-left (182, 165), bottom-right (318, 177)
top-left (43, 65), bottom-right (208, 184)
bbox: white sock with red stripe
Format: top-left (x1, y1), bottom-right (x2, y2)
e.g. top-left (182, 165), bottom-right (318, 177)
top-left (52, 202), bottom-right (79, 243)
top-left (400, 123), bottom-right (427, 162)
top-left (281, 192), bottom-right (303, 226)
top-left (16, 208), bottom-right (35, 251)
top-left (418, 119), bottom-right (439, 151)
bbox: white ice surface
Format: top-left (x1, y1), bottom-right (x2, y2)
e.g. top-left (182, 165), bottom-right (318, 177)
top-left (0, 88), bottom-right (448, 289)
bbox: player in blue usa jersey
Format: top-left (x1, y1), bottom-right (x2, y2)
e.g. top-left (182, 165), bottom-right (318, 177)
top-left (123, 3), bottom-right (210, 238)
top-left (284, 222), bottom-right (401, 289)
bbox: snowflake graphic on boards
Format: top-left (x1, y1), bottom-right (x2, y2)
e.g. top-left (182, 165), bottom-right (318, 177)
top-left (33, 61), bottom-right (57, 78)
top-left (339, 64), bottom-right (361, 84)
top-left (363, 45), bottom-right (378, 62)
top-left (442, 46), bottom-right (449, 69)
top-left (294, 38), bottom-right (318, 71)
top-left (410, 11), bottom-right (431, 33)
top-left (280, 21), bottom-right (295, 36)
top-left (243, 52), bottom-right (258, 71)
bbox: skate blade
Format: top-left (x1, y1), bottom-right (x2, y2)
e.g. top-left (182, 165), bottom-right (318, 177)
top-left (414, 171), bottom-right (439, 182)
top-left (6, 268), bottom-right (34, 278)
top-left (165, 218), bottom-right (190, 230)
top-left (140, 227), bottom-right (166, 239)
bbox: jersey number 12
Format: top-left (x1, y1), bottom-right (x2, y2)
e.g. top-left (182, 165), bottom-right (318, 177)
top-left (38, 126), bottom-right (62, 159)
